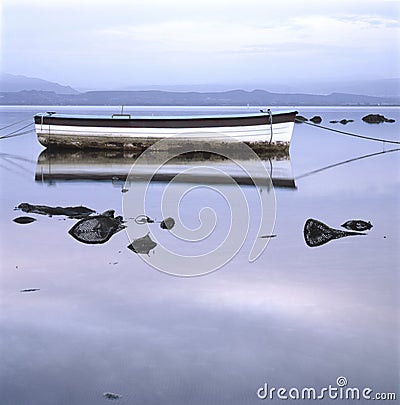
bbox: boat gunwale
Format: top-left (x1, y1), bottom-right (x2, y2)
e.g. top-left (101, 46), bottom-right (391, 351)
top-left (34, 110), bottom-right (298, 129)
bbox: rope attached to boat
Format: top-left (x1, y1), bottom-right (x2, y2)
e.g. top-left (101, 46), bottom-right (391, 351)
top-left (1, 115), bottom-right (399, 145)
top-left (296, 119), bottom-right (400, 145)
top-left (0, 122), bottom-right (35, 140)
top-left (0, 117), bottom-right (32, 131)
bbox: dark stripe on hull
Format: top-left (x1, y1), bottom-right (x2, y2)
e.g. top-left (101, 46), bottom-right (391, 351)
top-left (34, 111), bottom-right (297, 129)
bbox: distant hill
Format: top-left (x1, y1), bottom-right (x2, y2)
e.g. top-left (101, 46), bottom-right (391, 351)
top-left (0, 73), bottom-right (79, 94)
top-left (121, 78), bottom-right (400, 97)
top-left (0, 89), bottom-right (398, 106)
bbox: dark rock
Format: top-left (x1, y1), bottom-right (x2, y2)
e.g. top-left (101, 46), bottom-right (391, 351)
top-left (101, 210), bottom-right (115, 218)
top-left (339, 119), bottom-right (354, 125)
top-left (295, 116), bottom-right (308, 123)
top-left (127, 233), bottom-right (157, 255)
top-left (20, 288), bottom-right (40, 293)
top-left (160, 217), bottom-right (175, 230)
top-left (103, 392), bottom-right (121, 400)
top-left (362, 114), bottom-right (395, 124)
top-left (341, 220), bottom-right (373, 231)
top-left (68, 214), bottom-right (125, 244)
top-left (310, 116), bottom-right (322, 124)
top-left (13, 216), bottom-right (37, 224)
top-left (134, 215), bottom-right (155, 224)
top-left (17, 203), bottom-right (95, 218)
top-left (304, 218), bottom-right (365, 247)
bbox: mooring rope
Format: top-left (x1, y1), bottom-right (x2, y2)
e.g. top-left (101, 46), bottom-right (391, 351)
top-left (1, 115), bottom-right (399, 145)
top-left (0, 122), bottom-right (34, 140)
top-left (0, 117), bottom-right (32, 131)
top-left (296, 119), bottom-right (400, 145)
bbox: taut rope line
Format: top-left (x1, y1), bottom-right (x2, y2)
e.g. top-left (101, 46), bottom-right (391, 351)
top-left (296, 119), bottom-right (400, 145)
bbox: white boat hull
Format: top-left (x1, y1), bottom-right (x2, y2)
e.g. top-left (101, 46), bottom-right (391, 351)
top-left (34, 111), bottom-right (297, 151)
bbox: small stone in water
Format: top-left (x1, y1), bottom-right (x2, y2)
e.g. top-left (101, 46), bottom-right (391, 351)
top-left (103, 392), bottom-right (121, 400)
top-left (20, 288), bottom-right (40, 293)
top-left (13, 216), bottom-right (37, 224)
top-left (160, 217), bottom-right (175, 230)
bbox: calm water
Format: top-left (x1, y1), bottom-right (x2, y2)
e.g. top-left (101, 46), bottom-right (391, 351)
top-left (0, 106), bottom-right (399, 404)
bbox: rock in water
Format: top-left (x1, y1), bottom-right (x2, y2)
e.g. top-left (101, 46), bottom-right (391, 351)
top-left (103, 392), bottom-right (121, 400)
top-left (362, 114), bottom-right (395, 124)
top-left (295, 116), bottom-right (308, 123)
top-left (13, 216), bottom-right (37, 224)
top-left (160, 217), bottom-right (175, 230)
top-left (134, 215), bottom-right (155, 224)
top-left (20, 288), bottom-right (40, 293)
top-left (17, 203), bottom-right (95, 218)
top-left (101, 209), bottom-right (115, 218)
top-left (341, 220), bottom-right (373, 231)
top-left (304, 218), bottom-right (365, 247)
top-left (68, 214), bottom-right (125, 244)
top-left (310, 116), bottom-right (322, 124)
top-left (127, 233), bottom-right (157, 255)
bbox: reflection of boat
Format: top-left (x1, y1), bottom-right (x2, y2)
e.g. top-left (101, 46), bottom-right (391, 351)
top-left (34, 110), bottom-right (297, 151)
top-left (35, 150), bottom-right (297, 189)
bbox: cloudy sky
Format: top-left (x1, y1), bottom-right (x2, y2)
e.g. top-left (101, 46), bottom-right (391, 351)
top-left (1, 0), bottom-right (399, 91)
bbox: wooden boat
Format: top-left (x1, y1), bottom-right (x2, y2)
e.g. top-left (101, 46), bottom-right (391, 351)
top-left (35, 149), bottom-right (296, 189)
top-left (34, 110), bottom-right (298, 151)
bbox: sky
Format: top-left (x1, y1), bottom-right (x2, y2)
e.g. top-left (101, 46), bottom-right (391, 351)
top-left (1, 0), bottom-right (399, 91)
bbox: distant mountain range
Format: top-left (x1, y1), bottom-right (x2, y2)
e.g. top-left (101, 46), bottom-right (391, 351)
top-left (0, 73), bottom-right (399, 106)
top-left (0, 73), bottom-right (79, 95)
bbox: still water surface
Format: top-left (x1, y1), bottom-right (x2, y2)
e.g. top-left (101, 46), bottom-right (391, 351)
top-left (0, 106), bottom-right (399, 404)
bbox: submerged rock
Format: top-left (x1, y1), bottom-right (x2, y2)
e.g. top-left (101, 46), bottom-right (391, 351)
top-left (127, 233), bottom-right (157, 255)
top-left (13, 216), bottom-right (37, 224)
top-left (68, 213), bottom-right (125, 244)
top-left (160, 217), bottom-right (175, 230)
top-left (362, 114), bottom-right (395, 124)
top-left (341, 220), bottom-right (373, 231)
top-left (17, 203), bottom-right (95, 219)
top-left (103, 392), bottom-right (121, 400)
top-left (304, 218), bottom-right (365, 247)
